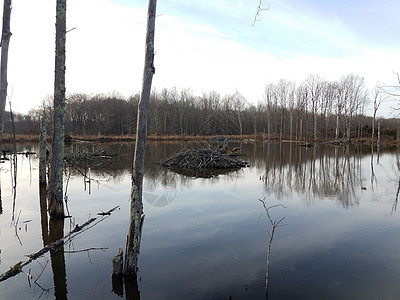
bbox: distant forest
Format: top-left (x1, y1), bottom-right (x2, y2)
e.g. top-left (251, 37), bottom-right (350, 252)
top-left (4, 74), bottom-right (400, 142)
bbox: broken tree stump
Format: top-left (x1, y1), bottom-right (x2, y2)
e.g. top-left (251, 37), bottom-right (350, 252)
top-left (112, 248), bottom-right (124, 277)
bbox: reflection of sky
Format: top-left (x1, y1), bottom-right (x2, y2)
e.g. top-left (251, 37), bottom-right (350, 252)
top-left (1, 144), bottom-right (400, 299)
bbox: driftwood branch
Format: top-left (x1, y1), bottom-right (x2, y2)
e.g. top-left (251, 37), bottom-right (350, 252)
top-left (0, 206), bottom-right (119, 282)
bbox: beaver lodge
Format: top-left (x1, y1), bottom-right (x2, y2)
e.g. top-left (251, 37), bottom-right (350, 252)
top-left (157, 148), bottom-right (249, 178)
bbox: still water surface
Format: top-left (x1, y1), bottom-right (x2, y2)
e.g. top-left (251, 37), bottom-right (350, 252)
top-left (0, 142), bottom-right (400, 299)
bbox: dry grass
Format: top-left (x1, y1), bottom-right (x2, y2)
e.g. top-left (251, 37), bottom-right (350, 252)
top-left (4, 133), bottom-right (399, 145)
top-left (67, 134), bottom-right (262, 143)
top-left (2, 134), bottom-right (39, 143)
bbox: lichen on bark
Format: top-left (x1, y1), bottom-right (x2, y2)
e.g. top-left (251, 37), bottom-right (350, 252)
top-left (48, 0), bottom-right (67, 218)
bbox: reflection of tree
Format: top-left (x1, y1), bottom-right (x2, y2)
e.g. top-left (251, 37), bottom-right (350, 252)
top-left (63, 142), bottom-right (246, 197)
top-left (49, 218), bottom-right (68, 300)
top-left (370, 145), bottom-right (377, 190)
top-left (124, 275), bottom-right (140, 300)
top-left (39, 186), bottom-right (49, 245)
top-left (39, 185), bottom-right (68, 299)
top-left (392, 151), bottom-right (400, 214)
top-left (260, 143), bottom-right (364, 207)
top-left (10, 152), bottom-right (17, 222)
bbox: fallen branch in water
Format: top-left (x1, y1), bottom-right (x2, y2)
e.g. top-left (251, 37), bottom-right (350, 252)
top-left (0, 206), bottom-right (120, 282)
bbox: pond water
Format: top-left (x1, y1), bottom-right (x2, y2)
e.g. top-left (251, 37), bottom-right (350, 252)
top-left (1, 141), bottom-right (400, 299)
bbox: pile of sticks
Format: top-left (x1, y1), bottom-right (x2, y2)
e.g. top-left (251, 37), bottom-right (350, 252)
top-left (158, 149), bottom-right (249, 170)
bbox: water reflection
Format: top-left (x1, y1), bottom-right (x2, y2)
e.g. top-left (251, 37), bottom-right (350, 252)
top-left (258, 143), bottom-right (371, 207)
top-left (111, 268), bottom-right (141, 299)
top-left (49, 218), bottom-right (68, 300)
top-left (392, 150), bottom-right (400, 214)
top-left (10, 153), bottom-right (17, 223)
top-left (39, 184), bottom-right (68, 299)
top-left (3, 142), bottom-right (400, 299)
top-left (63, 141), bottom-right (400, 211)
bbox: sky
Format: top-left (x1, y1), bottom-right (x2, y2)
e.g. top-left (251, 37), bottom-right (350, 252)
top-left (4, 0), bottom-right (400, 116)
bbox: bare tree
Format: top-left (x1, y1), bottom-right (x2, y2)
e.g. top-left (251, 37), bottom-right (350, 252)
top-left (232, 91), bottom-right (246, 138)
top-left (264, 83), bottom-right (275, 142)
top-left (372, 87), bottom-right (388, 146)
top-left (124, 0), bottom-right (157, 277)
top-left (379, 72), bottom-right (400, 98)
top-left (48, 0), bottom-right (67, 218)
top-left (287, 81), bottom-right (296, 140)
top-left (276, 79), bottom-right (290, 140)
top-left (0, 0), bottom-right (12, 146)
top-left (340, 74), bottom-right (365, 143)
top-left (295, 84), bottom-right (308, 142)
top-left (305, 74), bottom-right (323, 141)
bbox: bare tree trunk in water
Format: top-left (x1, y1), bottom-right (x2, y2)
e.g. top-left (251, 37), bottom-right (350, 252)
top-left (39, 119), bottom-right (47, 186)
top-left (49, 0), bottom-right (66, 218)
top-left (124, 0), bottom-right (157, 277)
top-left (0, 0), bottom-right (12, 147)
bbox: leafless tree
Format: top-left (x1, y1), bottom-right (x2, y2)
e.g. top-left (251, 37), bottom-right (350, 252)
top-left (305, 74), bottom-right (323, 141)
top-left (0, 0), bottom-right (12, 147)
top-left (125, 0), bottom-right (157, 277)
top-left (372, 87), bottom-right (389, 146)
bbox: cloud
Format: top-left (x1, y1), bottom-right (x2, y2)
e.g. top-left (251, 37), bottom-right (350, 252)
top-left (4, 0), bottom-right (400, 117)
top-left (7, 0), bottom-right (148, 113)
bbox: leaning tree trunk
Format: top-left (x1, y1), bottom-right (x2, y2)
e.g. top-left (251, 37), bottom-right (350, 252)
top-left (0, 0), bottom-right (12, 147)
top-left (124, 0), bottom-right (157, 277)
top-left (48, 0), bottom-right (66, 218)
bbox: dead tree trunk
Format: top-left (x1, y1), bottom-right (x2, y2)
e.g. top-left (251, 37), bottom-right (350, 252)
top-left (0, 0), bottom-right (12, 147)
top-left (39, 119), bottom-right (47, 186)
top-left (124, 0), bottom-right (157, 277)
top-left (48, 0), bottom-right (66, 218)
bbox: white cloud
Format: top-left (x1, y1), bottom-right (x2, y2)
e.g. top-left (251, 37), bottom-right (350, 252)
top-left (4, 0), bottom-right (400, 117)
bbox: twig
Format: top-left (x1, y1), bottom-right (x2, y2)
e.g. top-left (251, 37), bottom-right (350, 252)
top-left (65, 247), bottom-right (107, 254)
top-left (258, 197), bottom-right (286, 297)
top-left (14, 209), bottom-right (22, 245)
top-left (32, 258), bottom-right (52, 298)
top-left (252, 0), bottom-right (270, 26)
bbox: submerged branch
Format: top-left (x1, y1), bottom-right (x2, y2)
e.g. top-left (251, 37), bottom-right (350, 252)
top-left (0, 206), bottom-right (119, 282)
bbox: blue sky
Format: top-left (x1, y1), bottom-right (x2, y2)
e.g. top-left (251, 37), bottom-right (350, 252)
top-left (4, 0), bottom-right (400, 116)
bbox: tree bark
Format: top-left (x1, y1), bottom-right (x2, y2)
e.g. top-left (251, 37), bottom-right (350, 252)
top-left (124, 0), bottom-right (157, 277)
top-left (0, 0), bottom-right (12, 147)
top-left (39, 119), bottom-right (47, 186)
top-left (49, 0), bottom-right (67, 218)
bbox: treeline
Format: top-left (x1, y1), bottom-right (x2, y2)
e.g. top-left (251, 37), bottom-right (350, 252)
top-left (4, 73), bottom-right (400, 141)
